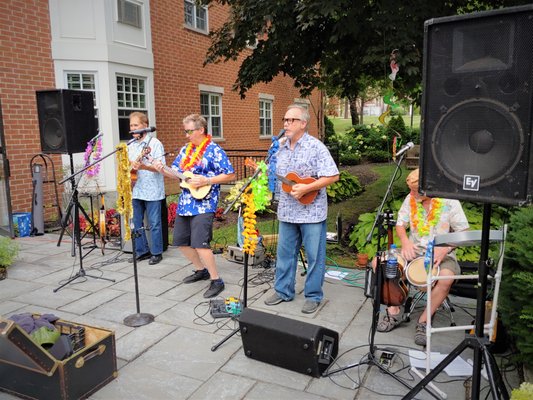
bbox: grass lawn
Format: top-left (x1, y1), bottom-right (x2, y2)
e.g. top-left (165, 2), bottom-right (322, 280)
top-left (330, 115), bottom-right (421, 133)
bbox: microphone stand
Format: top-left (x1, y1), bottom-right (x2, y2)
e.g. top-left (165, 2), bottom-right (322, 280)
top-left (323, 154), bottom-right (440, 399)
top-left (124, 225), bottom-right (155, 327)
top-left (54, 137), bottom-right (136, 292)
top-left (211, 130), bottom-right (284, 352)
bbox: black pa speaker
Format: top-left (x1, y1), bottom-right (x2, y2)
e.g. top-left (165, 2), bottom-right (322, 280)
top-left (36, 89), bottom-right (96, 154)
top-left (238, 308), bottom-right (338, 377)
top-left (419, 5), bottom-right (533, 205)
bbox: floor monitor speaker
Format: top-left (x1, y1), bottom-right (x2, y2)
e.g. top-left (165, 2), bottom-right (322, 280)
top-left (238, 308), bottom-right (338, 377)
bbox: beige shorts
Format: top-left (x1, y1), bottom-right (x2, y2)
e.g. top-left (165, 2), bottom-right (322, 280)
top-left (439, 255), bottom-right (461, 275)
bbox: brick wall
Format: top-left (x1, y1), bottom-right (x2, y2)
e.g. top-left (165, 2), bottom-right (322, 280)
top-left (150, 1), bottom-right (321, 166)
top-left (0, 0), bottom-right (61, 216)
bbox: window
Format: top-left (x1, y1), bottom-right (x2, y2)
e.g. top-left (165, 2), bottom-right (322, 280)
top-left (66, 72), bottom-right (99, 127)
top-left (118, 0), bottom-right (142, 28)
top-left (116, 75), bottom-right (147, 140)
top-left (184, 0), bottom-right (208, 32)
top-left (200, 92), bottom-right (222, 138)
top-left (259, 99), bottom-right (273, 136)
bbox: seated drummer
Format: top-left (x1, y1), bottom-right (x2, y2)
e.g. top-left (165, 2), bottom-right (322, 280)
top-left (377, 168), bottom-right (469, 346)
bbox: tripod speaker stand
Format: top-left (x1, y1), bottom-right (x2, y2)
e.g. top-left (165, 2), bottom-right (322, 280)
top-left (54, 153), bottom-right (115, 292)
top-left (404, 204), bottom-right (509, 400)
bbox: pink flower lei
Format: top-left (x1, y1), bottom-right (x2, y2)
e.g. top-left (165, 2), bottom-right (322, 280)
top-left (84, 134), bottom-right (103, 177)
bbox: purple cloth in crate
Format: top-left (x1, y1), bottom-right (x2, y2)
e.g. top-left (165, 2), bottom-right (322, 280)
top-left (9, 313), bottom-right (60, 334)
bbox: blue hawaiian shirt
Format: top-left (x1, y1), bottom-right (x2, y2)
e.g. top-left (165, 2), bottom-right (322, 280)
top-left (171, 141), bottom-right (234, 216)
top-left (276, 132), bottom-right (339, 223)
top-left (129, 135), bottom-right (166, 201)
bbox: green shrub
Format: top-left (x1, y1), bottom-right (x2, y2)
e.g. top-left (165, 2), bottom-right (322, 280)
top-left (339, 153), bottom-right (361, 166)
top-left (324, 116), bottom-right (336, 145)
top-left (364, 149), bottom-right (390, 163)
top-left (327, 171), bottom-right (362, 203)
top-left (511, 382), bottom-right (533, 400)
top-left (499, 205), bottom-right (533, 370)
top-left (0, 236), bottom-right (19, 268)
top-left (386, 115), bottom-right (407, 138)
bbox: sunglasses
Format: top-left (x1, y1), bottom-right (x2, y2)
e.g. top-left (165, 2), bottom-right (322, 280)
top-left (281, 118), bottom-right (301, 124)
top-left (184, 129), bottom-right (197, 135)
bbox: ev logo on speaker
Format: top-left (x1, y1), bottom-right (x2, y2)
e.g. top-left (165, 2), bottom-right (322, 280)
top-left (463, 175), bottom-right (480, 191)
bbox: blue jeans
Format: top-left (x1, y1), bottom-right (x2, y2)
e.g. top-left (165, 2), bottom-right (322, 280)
top-left (132, 199), bottom-right (163, 256)
top-left (275, 220), bottom-right (327, 302)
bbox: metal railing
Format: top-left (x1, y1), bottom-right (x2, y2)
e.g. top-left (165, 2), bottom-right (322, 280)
top-left (225, 149), bottom-right (269, 182)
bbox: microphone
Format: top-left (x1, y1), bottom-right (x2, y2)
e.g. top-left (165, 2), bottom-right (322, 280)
top-left (89, 132), bottom-right (103, 143)
top-left (130, 126), bottom-right (157, 135)
top-left (275, 129), bottom-right (286, 140)
top-left (395, 142), bottom-right (414, 158)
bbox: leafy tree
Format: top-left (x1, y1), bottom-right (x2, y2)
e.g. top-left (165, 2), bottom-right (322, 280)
top-left (200, 0), bottom-right (525, 104)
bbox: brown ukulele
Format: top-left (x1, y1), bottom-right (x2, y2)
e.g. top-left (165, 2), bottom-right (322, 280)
top-left (276, 172), bottom-right (319, 205)
top-left (381, 222), bottom-right (408, 306)
top-left (130, 147), bottom-right (151, 188)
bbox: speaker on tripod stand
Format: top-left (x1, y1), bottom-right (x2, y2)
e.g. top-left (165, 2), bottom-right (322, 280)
top-left (419, 5), bottom-right (533, 207)
top-left (36, 89), bottom-right (96, 154)
top-left (407, 5), bottom-right (533, 400)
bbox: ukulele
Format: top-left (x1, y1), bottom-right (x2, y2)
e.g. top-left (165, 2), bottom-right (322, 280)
top-left (276, 172), bottom-right (319, 205)
top-left (144, 154), bottom-right (212, 200)
top-left (130, 147), bottom-right (151, 188)
top-left (381, 216), bottom-right (409, 306)
top-left (98, 193), bottom-right (106, 255)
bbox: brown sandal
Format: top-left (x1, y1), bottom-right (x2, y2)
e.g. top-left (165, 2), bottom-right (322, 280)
top-left (377, 311), bottom-right (403, 332)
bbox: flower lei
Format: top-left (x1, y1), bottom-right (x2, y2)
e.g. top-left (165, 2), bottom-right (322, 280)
top-left (410, 196), bottom-right (444, 237)
top-left (242, 189), bottom-right (258, 255)
top-left (115, 143), bottom-right (133, 240)
top-left (250, 161), bottom-right (271, 211)
top-left (84, 135), bottom-right (103, 177)
top-left (180, 137), bottom-right (211, 171)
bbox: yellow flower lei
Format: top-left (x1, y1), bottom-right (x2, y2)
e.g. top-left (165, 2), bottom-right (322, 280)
top-left (115, 143), bottom-right (133, 240)
top-left (180, 137), bottom-right (210, 171)
top-left (242, 190), bottom-right (258, 255)
top-left (410, 196), bottom-right (443, 237)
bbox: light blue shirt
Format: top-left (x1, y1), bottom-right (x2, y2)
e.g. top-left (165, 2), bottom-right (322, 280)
top-left (276, 132), bottom-right (339, 223)
top-left (128, 135), bottom-right (166, 201)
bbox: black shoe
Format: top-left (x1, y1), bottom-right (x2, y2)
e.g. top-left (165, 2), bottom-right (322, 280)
top-left (203, 279), bottom-right (225, 298)
top-left (148, 254), bottom-right (163, 265)
top-left (128, 252), bottom-right (151, 263)
top-left (183, 268), bottom-right (210, 283)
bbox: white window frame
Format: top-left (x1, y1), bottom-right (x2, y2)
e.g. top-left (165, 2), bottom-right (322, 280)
top-left (259, 96), bottom-right (273, 137)
top-left (65, 72), bottom-right (99, 122)
top-left (200, 92), bottom-right (223, 138)
top-left (116, 74), bottom-right (148, 140)
top-left (117, 0), bottom-right (142, 28)
top-left (184, 0), bottom-right (208, 33)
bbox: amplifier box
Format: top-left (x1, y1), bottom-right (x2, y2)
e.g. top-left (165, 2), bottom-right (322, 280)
top-left (227, 245), bottom-right (265, 266)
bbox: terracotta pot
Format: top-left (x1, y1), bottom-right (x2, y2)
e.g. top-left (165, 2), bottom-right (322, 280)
top-left (356, 253), bottom-right (369, 267)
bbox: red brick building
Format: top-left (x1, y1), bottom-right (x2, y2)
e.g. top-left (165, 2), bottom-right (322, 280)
top-left (0, 0), bottom-right (322, 235)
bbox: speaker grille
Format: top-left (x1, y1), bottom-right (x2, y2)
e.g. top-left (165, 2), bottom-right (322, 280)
top-left (431, 99), bottom-right (524, 187)
top-left (42, 118), bottom-right (65, 151)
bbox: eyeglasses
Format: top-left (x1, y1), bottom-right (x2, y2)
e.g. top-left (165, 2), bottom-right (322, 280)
top-left (281, 118), bottom-right (301, 124)
top-left (184, 129), bottom-right (197, 135)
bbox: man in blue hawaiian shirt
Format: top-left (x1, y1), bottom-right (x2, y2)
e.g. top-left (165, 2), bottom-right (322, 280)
top-left (155, 114), bottom-right (235, 298)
